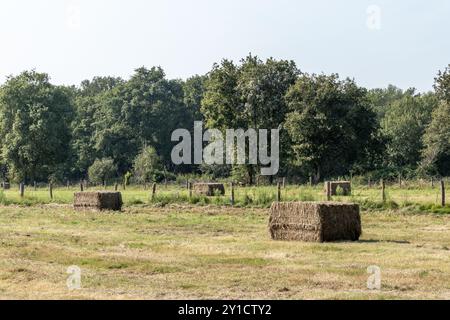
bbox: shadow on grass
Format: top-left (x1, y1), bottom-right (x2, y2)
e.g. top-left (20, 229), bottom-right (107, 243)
top-left (358, 239), bottom-right (410, 244)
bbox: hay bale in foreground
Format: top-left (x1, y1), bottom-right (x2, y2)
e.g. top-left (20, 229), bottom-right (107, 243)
top-left (192, 183), bottom-right (225, 196)
top-left (74, 192), bottom-right (123, 211)
top-left (269, 202), bottom-right (361, 242)
top-left (325, 181), bottom-right (352, 196)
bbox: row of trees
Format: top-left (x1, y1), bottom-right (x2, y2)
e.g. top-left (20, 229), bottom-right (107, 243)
top-left (0, 56), bottom-right (449, 184)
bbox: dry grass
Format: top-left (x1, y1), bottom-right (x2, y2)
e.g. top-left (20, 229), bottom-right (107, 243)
top-left (0, 204), bottom-right (450, 300)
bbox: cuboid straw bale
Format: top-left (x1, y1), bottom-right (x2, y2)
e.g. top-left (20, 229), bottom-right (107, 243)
top-left (325, 181), bottom-right (352, 196)
top-left (269, 202), bottom-right (361, 242)
top-left (74, 192), bottom-right (123, 211)
top-left (192, 183), bottom-right (225, 196)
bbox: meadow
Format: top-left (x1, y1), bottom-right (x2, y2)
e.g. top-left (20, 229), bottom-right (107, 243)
top-left (1, 180), bottom-right (449, 213)
top-left (1, 181), bottom-right (450, 299)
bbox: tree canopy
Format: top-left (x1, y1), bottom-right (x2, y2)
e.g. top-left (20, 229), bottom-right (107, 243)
top-left (0, 57), bottom-right (448, 184)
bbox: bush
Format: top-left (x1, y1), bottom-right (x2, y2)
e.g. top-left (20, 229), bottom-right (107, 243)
top-left (88, 158), bottom-right (117, 185)
top-left (133, 146), bottom-right (163, 183)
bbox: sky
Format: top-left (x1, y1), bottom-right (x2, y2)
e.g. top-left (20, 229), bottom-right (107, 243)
top-left (0, 0), bottom-right (449, 92)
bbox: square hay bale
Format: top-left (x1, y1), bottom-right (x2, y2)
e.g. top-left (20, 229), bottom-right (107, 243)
top-left (325, 181), bottom-right (352, 196)
top-left (74, 192), bottom-right (123, 211)
top-left (192, 183), bottom-right (225, 196)
top-left (269, 202), bottom-right (361, 242)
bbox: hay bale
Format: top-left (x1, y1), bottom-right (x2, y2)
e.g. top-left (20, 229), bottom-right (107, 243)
top-left (73, 191), bottom-right (123, 211)
top-left (269, 202), bottom-right (361, 242)
top-left (325, 181), bottom-right (351, 196)
top-left (192, 183), bottom-right (225, 196)
top-left (2, 182), bottom-right (10, 190)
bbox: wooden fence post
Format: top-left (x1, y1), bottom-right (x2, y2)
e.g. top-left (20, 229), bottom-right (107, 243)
top-left (277, 182), bottom-right (281, 202)
top-left (309, 176), bottom-right (313, 187)
top-left (80, 181), bottom-right (84, 192)
top-left (230, 182), bottom-right (235, 206)
top-left (441, 180), bottom-right (446, 207)
top-left (49, 183), bottom-right (53, 200)
top-left (381, 179), bottom-right (386, 202)
top-left (151, 183), bottom-right (157, 201)
top-left (188, 182), bottom-right (192, 198)
top-left (431, 177), bottom-right (434, 188)
top-left (282, 177), bottom-right (286, 189)
top-left (399, 174), bottom-right (402, 188)
top-left (326, 181), bottom-right (331, 201)
top-left (114, 183), bottom-right (118, 191)
top-left (20, 183), bottom-right (25, 197)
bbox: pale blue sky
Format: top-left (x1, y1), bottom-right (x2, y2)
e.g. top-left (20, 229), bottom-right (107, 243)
top-left (0, 0), bottom-right (449, 92)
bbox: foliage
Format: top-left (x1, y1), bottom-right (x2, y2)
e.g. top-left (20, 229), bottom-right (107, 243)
top-left (132, 146), bottom-right (163, 184)
top-left (284, 73), bottom-right (381, 182)
top-left (0, 71), bottom-right (74, 183)
top-left (421, 101), bottom-right (450, 175)
top-left (88, 158), bottom-right (117, 184)
top-left (382, 93), bottom-right (437, 169)
top-left (0, 60), bottom-right (448, 183)
top-left (202, 55), bottom-right (299, 183)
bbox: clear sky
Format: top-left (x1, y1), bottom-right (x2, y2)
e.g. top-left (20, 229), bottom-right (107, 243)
top-left (0, 0), bottom-right (449, 92)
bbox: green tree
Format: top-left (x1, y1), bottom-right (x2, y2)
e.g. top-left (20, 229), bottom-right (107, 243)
top-left (367, 85), bottom-right (415, 119)
top-left (285, 73), bottom-right (380, 182)
top-left (434, 64), bottom-right (450, 103)
top-left (183, 75), bottom-right (207, 122)
top-left (202, 55), bottom-right (299, 183)
top-left (93, 67), bottom-right (187, 174)
top-left (132, 146), bottom-right (163, 184)
top-left (71, 76), bottom-right (124, 178)
top-left (420, 65), bottom-right (450, 176)
top-left (0, 71), bottom-right (74, 182)
top-left (382, 93), bottom-right (437, 170)
top-left (88, 158), bottom-right (117, 185)
top-left (421, 101), bottom-right (450, 176)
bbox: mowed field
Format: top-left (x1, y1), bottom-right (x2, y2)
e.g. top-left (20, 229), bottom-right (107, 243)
top-left (1, 200), bottom-right (450, 299)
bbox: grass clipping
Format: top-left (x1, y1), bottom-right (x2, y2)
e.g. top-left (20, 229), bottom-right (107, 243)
top-left (269, 202), bottom-right (361, 242)
top-left (74, 192), bottom-right (123, 211)
top-left (192, 183), bottom-right (225, 196)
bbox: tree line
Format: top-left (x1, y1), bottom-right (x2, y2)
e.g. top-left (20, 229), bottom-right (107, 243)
top-left (0, 55), bottom-right (449, 185)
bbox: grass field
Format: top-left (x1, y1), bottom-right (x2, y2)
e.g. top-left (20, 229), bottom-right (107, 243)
top-left (1, 181), bottom-right (450, 213)
top-left (1, 202), bottom-right (450, 299)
